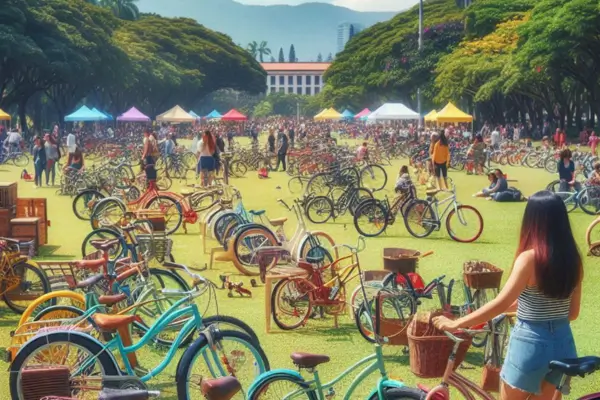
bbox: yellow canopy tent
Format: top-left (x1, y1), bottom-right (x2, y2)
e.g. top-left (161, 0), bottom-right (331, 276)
top-left (156, 105), bottom-right (196, 123)
top-left (424, 110), bottom-right (437, 122)
top-left (313, 108), bottom-right (328, 119)
top-left (0, 109), bottom-right (11, 121)
top-left (435, 103), bottom-right (473, 123)
top-left (314, 108), bottom-right (342, 121)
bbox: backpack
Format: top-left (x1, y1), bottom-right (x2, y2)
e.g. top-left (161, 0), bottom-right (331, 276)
top-left (258, 167), bottom-right (269, 179)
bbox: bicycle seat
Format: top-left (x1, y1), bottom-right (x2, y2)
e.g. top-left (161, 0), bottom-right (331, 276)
top-left (92, 313), bottom-right (137, 331)
top-left (75, 258), bottom-right (106, 270)
top-left (249, 209), bottom-right (266, 216)
top-left (163, 261), bottom-right (187, 270)
top-left (200, 376), bottom-right (241, 400)
top-left (98, 293), bottom-right (128, 306)
top-left (291, 352), bottom-right (330, 368)
top-left (549, 356), bottom-right (600, 378)
top-left (76, 274), bottom-right (105, 289)
top-left (90, 239), bottom-right (121, 251)
top-left (269, 217), bottom-right (288, 226)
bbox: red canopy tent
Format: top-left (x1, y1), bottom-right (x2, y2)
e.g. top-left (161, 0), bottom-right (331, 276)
top-left (221, 109), bottom-right (247, 121)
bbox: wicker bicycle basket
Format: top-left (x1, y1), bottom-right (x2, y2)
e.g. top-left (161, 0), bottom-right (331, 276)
top-left (463, 261), bottom-right (503, 289)
top-left (383, 248), bottom-right (421, 274)
top-left (21, 365), bottom-right (71, 400)
top-left (407, 311), bottom-right (472, 378)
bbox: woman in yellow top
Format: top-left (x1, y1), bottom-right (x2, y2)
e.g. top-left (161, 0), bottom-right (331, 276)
top-left (432, 130), bottom-right (450, 190)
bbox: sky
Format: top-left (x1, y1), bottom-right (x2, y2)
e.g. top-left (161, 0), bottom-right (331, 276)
top-left (236, 0), bottom-right (420, 12)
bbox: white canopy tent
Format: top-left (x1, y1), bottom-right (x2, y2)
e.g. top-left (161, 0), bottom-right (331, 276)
top-left (367, 103), bottom-right (419, 121)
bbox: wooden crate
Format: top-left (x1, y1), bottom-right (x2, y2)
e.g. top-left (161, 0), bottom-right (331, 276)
top-left (11, 218), bottom-right (41, 246)
top-left (16, 199), bottom-right (48, 245)
top-left (0, 208), bottom-right (14, 237)
top-left (0, 182), bottom-right (17, 210)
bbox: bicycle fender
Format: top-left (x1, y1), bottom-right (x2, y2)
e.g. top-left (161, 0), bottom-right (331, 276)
top-left (247, 369), bottom-right (306, 395)
top-left (92, 197), bottom-right (126, 214)
top-left (367, 378), bottom-right (406, 399)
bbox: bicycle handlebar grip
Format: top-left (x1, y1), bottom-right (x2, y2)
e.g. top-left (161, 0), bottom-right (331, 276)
top-left (420, 250), bottom-right (434, 258)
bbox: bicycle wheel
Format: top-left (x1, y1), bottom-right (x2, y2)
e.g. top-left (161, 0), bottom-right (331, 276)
top-left (355, 291), bottom-right (416, 343)
top-left (470, 288), bottom-right (498, 348)
top-left (445, 205), bottom-right (484, 243)
top-left (288, 176), bottom-right (305, 195)
top-left (368, 387), bottom-right (427, 399)
top-left (555, 191), bottom-right (578, 213)
top-left (360, 164), bottom-right (388, 191)
top-left (33, 305), bottom-right (84, 321)
top-left (145, 195), bottom-right (183, 234)
top-left (189, 191), bottom-right (217, 213)
top-left (483, 316), bottom-right (511, 365)
top-left (248, 373), bottom-right (314, 400)
top-left (12, 153), bottom-right (29, 168)
top-left (90, 198), bottom-right (126, 230)
top-left (305, 196), bottom-right (334, 224)
top-left (233, 226), bottom-right (279, 276)
top-left (156, 174), bottom-right (173, 190)
top-left (3, 262), bottom-right (52, 314)
top-left (580, 186), bottom-right (600, 215)
top-left (9, 331), bottom-right (120, 399)
top-left (353, 201), bottom-right (388, 237)
top-left (545, 157), bottom-right (558, 173)
top-left (80, 228), bottom-right (126, 261)
top-left (72, 189), bottom-right (105, 220)
top-left (176, 330), bottom-right (270, 400)
top-left (349, 280), bottom-right (384, 321)
top-left (348, 187), bottom-right (374, 216)
top-left (403, 199), bottom-right (436, 238)
top-left (272, 278), bottom-right (312, 330)
top-left (306, 173), bottom-right (332, 196)
top-left (229, 160), bottom-right (248, 178)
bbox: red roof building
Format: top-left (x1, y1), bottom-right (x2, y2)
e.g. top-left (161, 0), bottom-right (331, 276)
top-left (260, 63), bottom-right (331, 96)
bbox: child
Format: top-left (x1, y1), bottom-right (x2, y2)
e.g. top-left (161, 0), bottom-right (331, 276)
top-left (395, 165), bottom-right (412, 194)
top-left (587, 162), bottom-right (600, 186)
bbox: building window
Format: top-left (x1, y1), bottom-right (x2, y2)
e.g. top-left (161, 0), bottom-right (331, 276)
top-left (288, 87), bottom-right (293, 93)
top-left (315, 87), bottom-right (320, 94)
top-left (270, 87), bottom-right (276, 93)
top-left (315, 75), bottom-right (320, 85)
top-left (270, 76), bottom-right (275, 85)
top-left (297, 75), bottom-right (302, 85)
top-left (306, 87), bottom-right (312, 95)
top-left (279, 76), bottom-right (284, 85)
top-left (296, 87), bottom-right (302, 94)
top-left (288, 76), bottom-right (293, 85)
top-left (279, 87), bottom-right (284, 93)
top-left (306, 76), bottom-right (312, 85)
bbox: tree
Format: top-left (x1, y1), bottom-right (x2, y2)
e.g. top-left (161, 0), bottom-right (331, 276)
top-left (326, 53), bottom-right (333, 62)
top-left (247, 41), bottom-right (259, 59)
top-left (278, 48), bottom-right (285, 63)
top-left (349, 24), bottom-right (355, 40)
top-left (269, 56), bottom-right (276, 62)
top-left (317, 53), bottom-right (323, 62)
top-left (98, 0), bottom-right (139, 20)
top-left (258, 41), bottom-right (271, 62)
top-left (289, 45), bottom-right (296, 62)
top-left (253, 100), bottom-right (273, 117)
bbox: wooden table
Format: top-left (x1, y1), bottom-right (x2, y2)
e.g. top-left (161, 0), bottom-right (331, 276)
top-left (264, 265), bottom-right (308, 334)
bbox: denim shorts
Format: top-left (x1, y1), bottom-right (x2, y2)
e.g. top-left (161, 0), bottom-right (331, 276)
top-left (501, 318), bottom-right (576, 395)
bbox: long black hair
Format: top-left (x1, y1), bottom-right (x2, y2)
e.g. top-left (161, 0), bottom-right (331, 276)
top-left (438, 130), bottom-right (448, 146)
top-left (516, 190), bottom-right (581, 299)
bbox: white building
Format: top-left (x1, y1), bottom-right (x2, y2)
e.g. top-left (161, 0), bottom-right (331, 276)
top-left (261, 63), bottom-right (331, 96)
top-left (337, 22), bottom-right (364, 53)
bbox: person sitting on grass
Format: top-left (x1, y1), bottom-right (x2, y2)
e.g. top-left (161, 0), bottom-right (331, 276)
top-left (473, 172), bottom-right (498, 198)
top-left (395, 165), bottom-right (414, 195)
top-left (473, 169), bottom-right (508, 201)
top-left (586, 162), bottom-right (600, 186)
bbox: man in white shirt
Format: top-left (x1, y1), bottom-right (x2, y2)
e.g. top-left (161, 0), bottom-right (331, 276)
top-left (4, 130), bottom-right (22, 154)
top-left (66, 131), bottom-right (77, 155)
top-left (490, 127), bottom-right (500, 149)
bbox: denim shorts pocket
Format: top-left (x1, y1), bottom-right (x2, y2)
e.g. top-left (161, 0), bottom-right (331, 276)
top-left (506, 332), bottom-right (549, 373)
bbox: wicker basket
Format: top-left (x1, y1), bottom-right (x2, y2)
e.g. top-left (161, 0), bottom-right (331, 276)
top-left (372, 290), bottom-right (412, 346)
top-left (21, 366), bottom-right (71, 400)
top-left (407, 312), bottom-right (472, 378)
top-left (383, 248), bottom-right (421, 274)
top-left (463, 261), bottom-right (503, 289)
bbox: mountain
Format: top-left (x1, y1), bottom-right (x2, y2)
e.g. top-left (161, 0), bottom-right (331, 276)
top-left (137, 0), bottom-right (396, 60)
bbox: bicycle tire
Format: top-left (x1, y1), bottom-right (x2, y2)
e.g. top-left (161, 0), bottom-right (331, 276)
top-left (579, 186), bottom-right (600, 215)
top-left (367, 387), bottom-right (426, 399)
top-left (355, 292), bottom-right (417, 343)
top-left (446, 205), bottom-right (484, 243)
top-left (9, 331), bottom-right (120, 399)
top-left (288, 176), bottom-right (305, 194)
top-left (72, 189), bottom-right (105, 220)
top-left (248, 373), bottom-right (315, 399)
top-left (306, 172), bottom-right (332, 196)
top-left (80, 228), bottom-right (126, 261)
top-left (12, 153), bottom-right (29, 168)
top-left (233, 226), bottom-right (279, 276)
top-left (33, 304), bottom-right (84, 321)
top-left (3, 261), bottom-right (53, 314)
top-left (90, 197), bottom-right (126, 230)
top-left (305, 196), bottom-right (334, 224)
top-left (176, 329), bottom-right (270, 400)
top-left (360, 164), bottom-right (388, 192)
top-left (353, 201), bottom-right (388, 237)
top-left (271, 278), bottom-right (313, 330)
top-left (404, 200), bottom-right (436, 239)
top-left (349, 187), bottom-right (374, 216)
top-left (145, 195), bottom-right (183, 234)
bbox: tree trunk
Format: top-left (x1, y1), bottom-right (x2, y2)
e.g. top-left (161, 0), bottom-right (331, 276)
top-left (18, 98), bottom-right (28, 138)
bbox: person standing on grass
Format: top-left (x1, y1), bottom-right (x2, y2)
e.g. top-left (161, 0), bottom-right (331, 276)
top-left (432, 129), bottom-right (450, 190)
top-left (197, 130), bottom-right (216, 187)
top-left (589, 131), bottom-right (599, 156)
top-left (44, 133), bottom-right (59, 186)
top-left (434, 191), bottom-right (582, 400)
top-left (141, 129), bottom-right (158, 189)
top-left (558, 148), bottom-right (581, 192)
top-left (32, 135), bottom-right (46, 188)
top-left (276, 130), bottom-right (288, 172)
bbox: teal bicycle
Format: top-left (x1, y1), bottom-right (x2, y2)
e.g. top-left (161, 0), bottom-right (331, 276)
top-left (9, 278), bottom-right (270, 399)
top-left (247, 237), bottom-right (421, 400)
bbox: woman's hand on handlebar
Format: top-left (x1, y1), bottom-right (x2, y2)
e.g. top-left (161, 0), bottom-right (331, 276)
top-left (433, 315), bottom-right (461, 333)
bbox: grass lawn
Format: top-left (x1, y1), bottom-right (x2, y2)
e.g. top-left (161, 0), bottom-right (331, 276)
top-left (0, 138), bottom-right (598, 399)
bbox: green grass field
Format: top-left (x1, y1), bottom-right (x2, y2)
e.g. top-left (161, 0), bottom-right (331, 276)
top-left (0, 139), bottom-right (598, 399)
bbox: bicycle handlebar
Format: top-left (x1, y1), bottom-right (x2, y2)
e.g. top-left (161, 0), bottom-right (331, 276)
top-left (332, 236), bottom-right (366, 254)
top-left (277, 198), bottom-right (291, 211)
top-left (161, 287), bottom-right (204, 299)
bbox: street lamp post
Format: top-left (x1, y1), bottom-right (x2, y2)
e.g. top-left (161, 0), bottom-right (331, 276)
top-left (417, 0), bottom-right (424, 129)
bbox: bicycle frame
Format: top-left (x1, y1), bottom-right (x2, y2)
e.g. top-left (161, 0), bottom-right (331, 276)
top-left (426, 190), bottom-right (461, 228)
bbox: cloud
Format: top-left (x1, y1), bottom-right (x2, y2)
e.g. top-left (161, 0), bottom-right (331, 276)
top-left (236, 0), bottom-right (418, 11)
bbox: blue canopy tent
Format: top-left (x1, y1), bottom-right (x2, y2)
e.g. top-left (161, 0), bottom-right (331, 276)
top-left (341, 109), bottom-right (354, 120)
top-left (64, 106), bottom-right (108, 122)
top-left (91, 107), bottom-right (113, 121)
top-left (205, 110), bottom-right (222, 120)
top-left (189, 110), bottom-right (201, 119)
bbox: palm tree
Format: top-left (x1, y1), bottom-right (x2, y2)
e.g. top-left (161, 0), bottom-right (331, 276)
top-left (99, 0), bottom-right (140, 21)
top-left (247, 41), bottom-right (259, 59)
top-left (258, 41), bottom-right (271, 62)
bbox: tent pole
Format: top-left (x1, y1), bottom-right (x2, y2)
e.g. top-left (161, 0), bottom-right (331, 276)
top-left (417, 0), bottom-right (423, 129)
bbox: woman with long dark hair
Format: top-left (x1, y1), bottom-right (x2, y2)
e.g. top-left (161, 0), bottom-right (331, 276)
top-left (434, 191), bottom-right (583, 399)
top-left (432, 129), bottom-right (450, 189)
top-left (197, 130), bottom-right (216, 187)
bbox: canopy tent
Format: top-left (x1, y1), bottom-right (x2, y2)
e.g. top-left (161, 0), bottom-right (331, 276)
top-left (0, 109), bottom-right (11, 121)
top-left (367, 103), bottom-right (419, 121)
top-left (424, 110), bottom-right (438, 122)
top-left (354, 108), bottom-right (371, 120)
top-left (189, 111), bottom-right (201, 119)
top-left (341, 109), bottom-right (354, 120)
top-left (117, 107), bottom-right (150, 122)
top-left (435, 103), bottom-right (473, 123)
top-left (314, 108), bottom-right (342, 121)
top-left (156, 105), bottom-right (196, 123)
top-left (205, 110), bottom-right (222, 120)
top-left (64, 106), bottom-right (108, 122)
top-left (92, 108), bottom-right (113, 121)
top-left (221, 109), bottom-right (247, 121)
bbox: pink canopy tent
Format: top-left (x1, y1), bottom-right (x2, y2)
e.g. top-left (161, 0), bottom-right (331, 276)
top-left (354, 108), bottom-right (371, 119)
top-left (117, 107), bottom-right (150, 122)
top-left (221, 109), bottom-right (247, 121)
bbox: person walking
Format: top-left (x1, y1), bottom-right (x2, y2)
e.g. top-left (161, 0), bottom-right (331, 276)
top-left (32, 135), bottom-right (46, 188)
top-left (197, 130), bottom-right (216, 187)
top-left (432, 129), bottom-right (450, 190)
top-left (141, 129), bottom-right (159, 189)
top-left (434, 191), bottom-right (582, 400)
top-left (276, 130), bottom-right (289, 172)
top-left (44, 133), bottom-right (59, 186)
